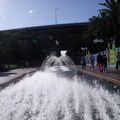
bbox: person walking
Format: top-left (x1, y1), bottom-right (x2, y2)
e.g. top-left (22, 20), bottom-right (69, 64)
top-left (89, 54), bottom-right (95, 71)
top-left (81, 55), bottom-right (86, 69)
top-left (116, 52), bottom-right (120, 71)
top-left (103, 54), bottom-right (107, 72)
top-left (97, 53), bottom-right (104, 72)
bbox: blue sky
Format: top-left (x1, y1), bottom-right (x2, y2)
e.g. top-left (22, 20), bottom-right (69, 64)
top-left (0, 0), bottom-right (105, 30)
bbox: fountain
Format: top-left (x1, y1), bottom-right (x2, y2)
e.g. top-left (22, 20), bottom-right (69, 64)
top-left (40, 55), bottom-right (74, 71)
top-left (0, 55), bottom-right (120, 120)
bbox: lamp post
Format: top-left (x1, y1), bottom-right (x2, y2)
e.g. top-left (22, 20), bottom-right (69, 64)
top-left (55, 8), bottom-right (58, 24)
top-left (55, 39), bottom-right (61, 57)
top-left (55, 40), bottom-right (59, 46)
top-left (93, 39), bottom-right (103, 53)
top-left (81, 47), bottom-right (88, 55)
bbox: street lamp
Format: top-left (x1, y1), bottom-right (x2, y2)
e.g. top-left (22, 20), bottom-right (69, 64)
top-left (93, 39), bottom-right (104, 53)
top-left (81, 47), bottom-right (88, 55)
top-left (55, 40), bottom-right (59, 46)
top-left (55, 8), bottom-right (58, 24)
top-left (55, 39), bottom-right (60, 57)
top-left (93, 39), bottom-right (103, 44)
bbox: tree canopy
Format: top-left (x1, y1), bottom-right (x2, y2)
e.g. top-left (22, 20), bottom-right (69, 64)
top-left (85, 0), bottom-right (120, 53)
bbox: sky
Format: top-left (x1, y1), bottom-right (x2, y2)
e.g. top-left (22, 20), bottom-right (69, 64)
top-left (0, 0), bottom-right (105, 30)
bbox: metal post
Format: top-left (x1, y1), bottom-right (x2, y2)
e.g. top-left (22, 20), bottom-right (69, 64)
top-left (55, 8), bottom-right (58, 24)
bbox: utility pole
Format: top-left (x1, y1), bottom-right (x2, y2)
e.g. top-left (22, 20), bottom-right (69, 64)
top-left (55, 8), bottom-right (58, 24)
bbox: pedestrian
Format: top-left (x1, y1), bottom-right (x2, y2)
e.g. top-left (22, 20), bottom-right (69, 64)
top-left (89, 54), bottom-right (95, 71)
top-left (97, 53), bottom-right (104, 72)
top-left (116, 52), bottom-right (120, 71)
top-left (81, 55), bottom-right (86, 69)
top-left (103, 54), bottom-right (107, 72)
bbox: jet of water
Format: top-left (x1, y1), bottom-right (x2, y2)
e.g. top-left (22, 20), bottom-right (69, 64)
top-left (0, 70), bottom-right (120, 120)
top-left (40, 55), bottom-right (75, 70)
top-left (0, 56), bottom-right (120, 120)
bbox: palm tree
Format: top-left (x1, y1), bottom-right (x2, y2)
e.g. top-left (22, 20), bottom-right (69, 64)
top-left (88, 13), bottom-right (113, 52)
top-left (99, 0), bottom-right (120, 47)
top-left (87, 15), bottom-right (104, 53)
top-left (99, 11), bottom-right (115, 46)
top-left (89, 15), bottom-right (101, 38)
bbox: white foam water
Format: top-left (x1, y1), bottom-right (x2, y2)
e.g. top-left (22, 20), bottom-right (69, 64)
top-left (0, 68), bottom-right (120, 120)
top-left (40, 55), bottom-right (74, 70)
top-left (0, 55), bottom-right (120, 120)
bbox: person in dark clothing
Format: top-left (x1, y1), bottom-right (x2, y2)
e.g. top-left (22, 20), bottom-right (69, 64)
top-left (103, 54), bottom-right (107, 72)
top-left (89, 54), bottom-right (95, 71)
top-left (81, 55), bottom-right (86, 69)
top-left (97, 53), bottom-right (104, 72)
top-left (116, 52), bottom-right (120, 71)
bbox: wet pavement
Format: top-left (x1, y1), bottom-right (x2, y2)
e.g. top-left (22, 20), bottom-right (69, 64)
top-left (0, 66), bottom-right (120, 93)
top-left (0, 68), bottom-right (39, 86)
top-left (75, 65), bottom-right (120, 84)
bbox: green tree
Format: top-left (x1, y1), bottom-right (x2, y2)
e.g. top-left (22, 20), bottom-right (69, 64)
top-left (100, 0), bottom-right (120, 47)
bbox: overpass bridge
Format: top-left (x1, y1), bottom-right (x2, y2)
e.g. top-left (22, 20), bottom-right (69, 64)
top-left (29, 22), bottom-right (89, 50)
top-left (0, 22), bottom-right (89, 64)
top-left (1, 22), bottom-right (89, 50)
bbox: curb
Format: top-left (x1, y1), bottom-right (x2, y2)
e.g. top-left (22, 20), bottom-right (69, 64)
top-left (0, 68), bottom-right (39, 88)
top-left (74, 67), bottom-right (120, 85)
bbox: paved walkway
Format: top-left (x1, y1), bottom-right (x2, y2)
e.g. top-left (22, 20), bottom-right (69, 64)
top-left (0, 68), bottom-right (39, 86)
top-left (76, 65), bottom-right (120, 84)
top-left (0, 65), bottom-right (120, 87)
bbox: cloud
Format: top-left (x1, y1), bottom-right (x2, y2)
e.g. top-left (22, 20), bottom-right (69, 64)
top-left (28, 10), bottom-right (35, 14)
